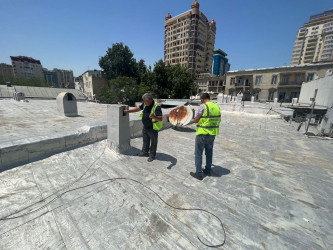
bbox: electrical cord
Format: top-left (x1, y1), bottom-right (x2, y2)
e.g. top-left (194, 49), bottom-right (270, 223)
top-left (1, 177), bottom-right (226, 247)
top-left (0, 147), bottom-right (226, 248)
top-left (0, 144), bottom-right (108, 220)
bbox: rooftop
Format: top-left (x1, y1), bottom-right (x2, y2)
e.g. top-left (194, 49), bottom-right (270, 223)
top-left (228, 62), bottom-right (333, 74)
top-left (0, 100), bottom-right (332, 249)
top-left (10, 56), bottom-right (41, 65)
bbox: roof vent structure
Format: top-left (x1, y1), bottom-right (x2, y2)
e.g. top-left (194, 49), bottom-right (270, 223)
top-left (56, 92), bottom-right (78, 117)
top-left (13, 92), bottom-right (25, 101)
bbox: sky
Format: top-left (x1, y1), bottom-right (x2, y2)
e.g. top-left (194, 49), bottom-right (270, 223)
top-left (0, 0), bottom-right (332, 76)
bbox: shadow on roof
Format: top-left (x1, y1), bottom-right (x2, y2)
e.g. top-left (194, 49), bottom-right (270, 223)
top-left (211, 164), bottom-right (231, 177)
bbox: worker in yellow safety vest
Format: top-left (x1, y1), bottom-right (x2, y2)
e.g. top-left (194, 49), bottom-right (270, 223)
top-left (123, 93), bottom-right (163, 162)
top-left (190, 93), bottom-right (221, 180)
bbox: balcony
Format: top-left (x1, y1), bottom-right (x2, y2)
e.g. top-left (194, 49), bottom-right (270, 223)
top-left (306, 47), bottom-right (315, 51)
top-left (235, 82), bottom-right (251, 87)
top-left (278, 81), bottom-right (303, 87)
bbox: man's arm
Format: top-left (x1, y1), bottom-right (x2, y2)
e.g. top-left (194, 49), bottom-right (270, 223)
top-left (194, 115), bottom-right (201, 124)
top-left (123, 107), bottom-right (141, 114)
top-left (149, 113), bottom-right (162, 121)
top-left (194, 105), bottom-right (205, 123)
top-left (149, 106), bottom-right (162, 121)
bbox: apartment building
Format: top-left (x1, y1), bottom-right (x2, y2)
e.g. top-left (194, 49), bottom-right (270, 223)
top-left (212, 49), bottom-right (230, 76)
top-left (195, 73), bottom-right (225, 93)
top-left (164, 0), bottom-right (216, 74)
top-left (43, 68), bottom-right (74, 88)
top-left (291, 9), bottom-right (333, 65)
top-left (81, 70), bottom-right (108, 101)
top-left (0, 63), bottom-right (14, 83)
top-left (43, 68), bottom-right (58, 87)
top-left (225, 63), bottom-right (333, 102)
top-left (10, 56), bottom-right (43, 79)
top-left (53, 69), bottom-right (74, 88)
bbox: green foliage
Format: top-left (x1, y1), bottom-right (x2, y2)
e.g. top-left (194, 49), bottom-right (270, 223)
top-left (153, 60), bottom-right (172, 98)
top-left (151, 61), bottom-right (196, 99)
top-left (0, 76), bottom-right (52, 87)
top-left (99, 42), bottom-right (138, 80)
top-left (170, 64), bottom-right (196, 99)
top-left (98, 43), bottom-right (196, 104)
top-left (98, 76), bottom-right (139, 106)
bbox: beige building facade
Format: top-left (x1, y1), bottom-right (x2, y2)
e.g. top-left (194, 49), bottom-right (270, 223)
top-left (195, 73), bottom-right (225, 93)
top-left (291, 9), bottom-right (333, 65)
top-left (82, 70), bottom-right (108, 101)
top-left (10, 56), bottom-right (43, 79)
top-left (164, 0), bottom-right (216, 74)
top-left (226, 63), bottom-right (333, 102)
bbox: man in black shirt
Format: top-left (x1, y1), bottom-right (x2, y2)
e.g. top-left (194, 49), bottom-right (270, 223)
top-left (123, 93), bottom-right (163, 162)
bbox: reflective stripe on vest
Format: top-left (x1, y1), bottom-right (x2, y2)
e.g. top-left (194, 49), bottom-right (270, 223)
top-left (196, 102), bottom-right (221, 135)
top-left (140, 101), bottom-right (163, 131)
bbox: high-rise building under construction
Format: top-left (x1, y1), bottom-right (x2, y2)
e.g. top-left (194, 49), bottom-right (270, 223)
top-left (164, 0), bottom-right (216, 74)
top-left (291, 9), bottom-right (333, 65)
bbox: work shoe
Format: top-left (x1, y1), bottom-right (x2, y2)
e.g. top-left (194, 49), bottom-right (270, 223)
top-left (190, 172), bottom-right (203, 180)
top-left (137, 152), bottom-right (149, 157)
top-left (203, 169), bottom-right (211, 176)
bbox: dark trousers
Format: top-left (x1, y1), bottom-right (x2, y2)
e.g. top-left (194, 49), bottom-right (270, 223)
top-left (142, 128), bottom-right (158, 159)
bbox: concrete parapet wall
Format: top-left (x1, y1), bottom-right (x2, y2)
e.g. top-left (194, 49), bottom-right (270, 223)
top-left (0, 125), bottom-right (106, 171)
top-left (0, 117), bottom-right (171, 171)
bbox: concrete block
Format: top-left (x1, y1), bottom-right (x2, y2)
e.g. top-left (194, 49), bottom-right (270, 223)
top-left (64, 133), bottom-right (92, 149)
top-left (27, 141), bottom-right (42, 161)
top-left (0, 144), bottom-right (29, 169)
top-left (95, 126), bottom-right (107, 140)
top-left (107, 105), bottom-right (131, 154)
top-left (38, 137), bottom-right (66, 154)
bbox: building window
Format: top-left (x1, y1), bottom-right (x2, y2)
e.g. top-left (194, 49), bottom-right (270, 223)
top-left (268, 91), bottom-right (275, 101)
top-left (230, 78), bottom-right (235, 85)
top-left (282, 75), bottom-right (289, 84)
top-left (255, 76), bottom-right (262, 85)
top-left (307, 73), bottom-right (314, 81)
top-left (271, 75), bottom-right (277, 84)
top-left (296, 74), bottom-right (303, 83)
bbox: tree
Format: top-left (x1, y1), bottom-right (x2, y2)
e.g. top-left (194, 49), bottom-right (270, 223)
top-left (170, 64), bottom-right (196, 99)
top-left (1, 77), bottom-right (52, 87)
top-left (98, 76), bottom-right (139, 105)
top-left (152, 60), bottom-right (195, 99)
top-left (153, 59), bottom-right (172, 98)
top-left (99, 42), bottom-right (138, 80)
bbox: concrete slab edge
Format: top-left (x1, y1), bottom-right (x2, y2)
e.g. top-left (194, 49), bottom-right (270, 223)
top-left (0, 125), bottom-right (107, 172)
top-left (0, 118), bottom-right (172, 172)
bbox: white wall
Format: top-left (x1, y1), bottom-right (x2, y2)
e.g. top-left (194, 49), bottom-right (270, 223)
top-left (321, 107), bottom-right (333, 135)
top-left (299, 75), bottom-right (333, 108)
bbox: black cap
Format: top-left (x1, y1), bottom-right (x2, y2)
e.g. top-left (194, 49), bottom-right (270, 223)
top-left (200, 93), bottom-right (210, 100)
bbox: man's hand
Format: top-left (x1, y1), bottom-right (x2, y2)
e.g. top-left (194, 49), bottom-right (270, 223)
top-left (194, 115), bottom-right (201, 124)
top-left (149, 114), bottom-right (162, 121)
top-left (123, 107), bottom-right (141, 115)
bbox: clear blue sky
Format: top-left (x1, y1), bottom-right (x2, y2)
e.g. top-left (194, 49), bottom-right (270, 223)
top-left (0, 0), bottom-right (332, 76)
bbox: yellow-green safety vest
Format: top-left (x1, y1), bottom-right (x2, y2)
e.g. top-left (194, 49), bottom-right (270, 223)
top-left (196, 101), bottom-right (221, 135)
top-left (139, 101), bottom-right (163, 131)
